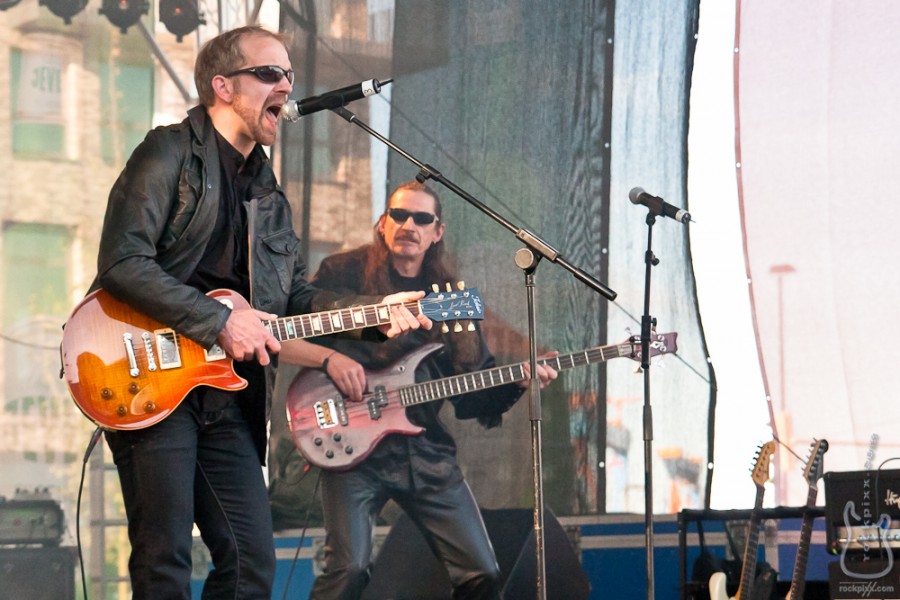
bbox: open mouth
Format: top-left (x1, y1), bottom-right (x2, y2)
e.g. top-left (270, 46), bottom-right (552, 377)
top-left (265, 105), bottom-right (282, 125)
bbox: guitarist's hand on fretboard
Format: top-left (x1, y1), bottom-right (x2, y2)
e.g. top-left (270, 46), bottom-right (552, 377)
top-left (218, 307), bottom-right (281, 366)
top-left (519, 351), bottom-right (560, 389)
top-left (378, 290), bottom-right (432, 337)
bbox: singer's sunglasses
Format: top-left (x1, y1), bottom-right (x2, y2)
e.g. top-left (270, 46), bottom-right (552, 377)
top-left (224, 65), bottom-right (295, 85)
top-left (387, 208), bottom-right (439, 226)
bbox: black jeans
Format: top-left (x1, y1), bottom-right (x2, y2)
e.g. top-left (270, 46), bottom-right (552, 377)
top-left (105, 395), bottom-right (275, 600)
top-left (310, 467), bottom-right (501, 600)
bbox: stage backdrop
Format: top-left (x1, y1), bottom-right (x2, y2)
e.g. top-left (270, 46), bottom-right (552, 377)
top-left (736, 0), bottom-right (900, 506)
top-left (270, 0), bottom-right (714, 523)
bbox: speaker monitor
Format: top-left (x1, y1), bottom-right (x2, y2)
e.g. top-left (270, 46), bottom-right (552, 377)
top-left (361, 508), bottom-right (590, 599)
top-left (0, 547), bottom-right (76, 600)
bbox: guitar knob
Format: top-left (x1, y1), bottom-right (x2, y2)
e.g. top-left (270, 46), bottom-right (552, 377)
top-left (325, 450), bottom-right (334, 459)
top-left (345, 447), bottom-right (354, 455)
top-left (116, 405), bottom-right (127, 417)
top-left (101, 388), bottom-right (113, 399)
top-left (143, 401), bottom-right (156, 413)
top-left (332, 433), bottom-right (342, 442)
top-left (314, 438), bottom-right (323, 446)
top-left (128, 383), bottom-right (139, 394)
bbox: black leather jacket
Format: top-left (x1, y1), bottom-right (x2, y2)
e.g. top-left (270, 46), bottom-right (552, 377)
top-left (93, 106), bottom-right (367, 452)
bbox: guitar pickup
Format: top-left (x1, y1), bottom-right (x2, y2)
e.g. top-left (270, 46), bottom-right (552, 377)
top-left (368, 386), bottom-right (388, 420)
top-left (154, 329), bottom-right (181, 370)
top-left (314, 397), bottom-right (347, 429)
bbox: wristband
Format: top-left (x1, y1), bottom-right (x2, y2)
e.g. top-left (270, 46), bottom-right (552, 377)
top-left (321, 351), bottom-right (336, 371)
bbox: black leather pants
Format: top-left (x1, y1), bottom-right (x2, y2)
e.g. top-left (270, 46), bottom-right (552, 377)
top-left (309, 466), bottom-right (501, 600)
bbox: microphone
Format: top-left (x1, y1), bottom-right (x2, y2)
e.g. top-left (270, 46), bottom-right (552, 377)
top-left (281, 78), bottom-right (391, 121)
top-left (628, 187), bottom-right (692, 224)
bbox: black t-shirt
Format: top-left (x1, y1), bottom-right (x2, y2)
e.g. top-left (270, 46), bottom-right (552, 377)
top-left (186, 132), bottom-right (264, 411)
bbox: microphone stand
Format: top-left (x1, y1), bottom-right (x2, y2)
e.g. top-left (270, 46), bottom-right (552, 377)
top-left (328, 105), bottom-right (616, 599)
top-left (638, 209), bottom-right (661, 600)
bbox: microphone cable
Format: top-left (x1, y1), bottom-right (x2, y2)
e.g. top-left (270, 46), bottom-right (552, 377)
top-left (76, 426), bottom-right (103, 600)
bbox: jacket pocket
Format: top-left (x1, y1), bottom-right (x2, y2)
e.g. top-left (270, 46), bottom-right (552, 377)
top-left (260, 229), bottom-right (299, 295)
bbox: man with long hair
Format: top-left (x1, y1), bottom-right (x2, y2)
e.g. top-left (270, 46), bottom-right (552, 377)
top-left (282, 180), bottom-right (556, 599)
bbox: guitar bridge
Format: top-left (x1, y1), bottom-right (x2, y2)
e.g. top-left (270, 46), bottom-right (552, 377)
top-left (314, 397), bottom-right (347, 429)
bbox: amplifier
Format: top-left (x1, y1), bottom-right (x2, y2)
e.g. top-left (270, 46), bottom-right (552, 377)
top-left (824, 470), bottom-right (900, 555)
top-left (0, 498), bottom-right (64, 546)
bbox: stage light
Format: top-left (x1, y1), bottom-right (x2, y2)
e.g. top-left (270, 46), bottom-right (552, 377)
top-left (0, 0), bottom-right (23, 10)
top-left (39, 0), bottom-right (88, 24)
top-left (160, 0), bottom-right (205, 42)
top-left (99, 0), bottom-right (149, 33)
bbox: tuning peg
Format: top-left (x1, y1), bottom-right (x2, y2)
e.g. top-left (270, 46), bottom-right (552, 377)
top-left (467, 322), bottom-right (475, 332)
top-left (453, 322), bottom-right (463, 333)
top-left (441, 323), bottom-right (449, 334)
top-left (457, 281), bottom-right (465, 290)
top-left (445, 282), bottom-right (452, 292)
top-left (432, 283), bottom-right (439, 293)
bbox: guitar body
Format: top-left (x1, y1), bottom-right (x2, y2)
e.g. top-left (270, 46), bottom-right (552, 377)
top-left (286, 343), bottom-right (443, 471)
top-left (61, 288), bottom-right (248, 430)
top-left (708, 571), bottom-right (731, 600)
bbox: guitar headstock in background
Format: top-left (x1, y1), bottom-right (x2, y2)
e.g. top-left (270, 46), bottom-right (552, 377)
top-left (751, 441), bottom-right (776, 488)
top-left (802, 439), bottom-right (828, 489)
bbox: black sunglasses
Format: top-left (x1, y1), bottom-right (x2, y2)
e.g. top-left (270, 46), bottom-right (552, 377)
top-left (224, 65), bottom-right (294, 85)
top-left (387, 208), bottom-right (438, 226)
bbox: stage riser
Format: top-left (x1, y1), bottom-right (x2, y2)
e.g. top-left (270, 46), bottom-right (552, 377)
top-left (224, 513), bottom-right (842, 600)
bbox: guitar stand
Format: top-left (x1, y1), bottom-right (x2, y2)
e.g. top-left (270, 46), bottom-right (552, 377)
top-left (329, 105), bottom-right (616, 600)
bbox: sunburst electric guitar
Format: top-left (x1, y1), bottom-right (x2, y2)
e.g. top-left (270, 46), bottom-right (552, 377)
top-left (786, 439), bottom-right (828, 600)
top-left (286, 332), bottom-right (677, 471)
top-left (61, 286), bottom-right (484, 430)
top-left (709, 441), bottom-right (776, 600)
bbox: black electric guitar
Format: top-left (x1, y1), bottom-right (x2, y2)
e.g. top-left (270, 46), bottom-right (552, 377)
top-left (709, 441), bottom-right (776, 600)
top-left (286, 332), bottom-right (677, 470)
top-left (786, 438), bottom-right (828, 600)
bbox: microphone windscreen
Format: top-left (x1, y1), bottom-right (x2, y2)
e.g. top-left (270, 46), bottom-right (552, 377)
top-left (628, 187), bottom-right (645, 204)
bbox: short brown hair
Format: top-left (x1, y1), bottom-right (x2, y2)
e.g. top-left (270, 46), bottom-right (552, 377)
top-left (194, 25), bottom-right (289, 107)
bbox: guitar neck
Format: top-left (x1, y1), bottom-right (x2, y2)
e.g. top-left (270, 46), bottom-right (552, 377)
top-left (398, 342), bottom-right (634, 406)
top-left (265, 300), bottom-right (419, 341)
top-left (737, 487), bottom-right (766, 600)
top-left (787, 485), bottom-right (818, 600)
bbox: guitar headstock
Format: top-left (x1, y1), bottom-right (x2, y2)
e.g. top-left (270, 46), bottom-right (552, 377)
top-left (802, 439), bottom-right (829, 488)
top-left (625, 332), bottom-right (678, 361)
top-left (751, 441), bottom-right (776, 488)
top-left (421, 285), bottom-right (484, 325)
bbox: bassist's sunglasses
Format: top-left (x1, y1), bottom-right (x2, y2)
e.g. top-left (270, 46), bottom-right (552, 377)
top-left (387, 208), bottom-right (438, 226)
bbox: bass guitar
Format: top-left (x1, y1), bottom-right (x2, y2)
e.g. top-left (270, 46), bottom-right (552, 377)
top-left (286, 332), bottom-right (677, 471)
top-left (786, 438), bottom-right (828, 600)
top-left (709, 441), bottom-right (776, 600)
top-left (61, 286), bottom-right (483, 430)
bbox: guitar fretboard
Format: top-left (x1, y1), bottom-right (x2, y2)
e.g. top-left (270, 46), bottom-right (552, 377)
top-left (787, 484), bottom-right (818, 600)
top-left (738, 486), bottom-right (766, 600)
top-left (396, 342), bottom-right (636, 406)
top-left (264, 301), bottom-right (418, 341)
